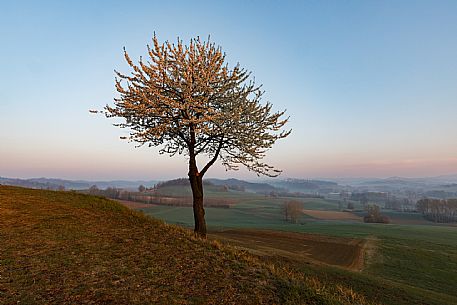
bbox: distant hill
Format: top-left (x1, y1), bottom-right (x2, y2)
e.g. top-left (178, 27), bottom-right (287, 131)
top-left (419, 174), bottom-right (457, 184)
top-left (0, 177), bottom-right (158, 190)
top-left (269, 178), bottom-right (339, 193)
top-left (4, 174), bottom-right (457, 197)
top-left (337, 175), bottom-right (457, 194)
top-left (0, 186), bottom-right (371, 304)
top-left (206, 178), bottom-right (281, 193)
top-left (150, 178), bottom-right (279, 197)
top-left (154, 178), bottom-right (216, 189)
top-left (331, 175), bottom-right (457, 187)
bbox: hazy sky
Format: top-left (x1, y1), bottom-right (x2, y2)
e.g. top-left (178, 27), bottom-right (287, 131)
top-left (1, 0), bottom-right (457, 180)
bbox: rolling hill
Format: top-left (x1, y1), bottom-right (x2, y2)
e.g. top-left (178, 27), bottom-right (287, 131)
top-left (0, 177), bottom-right (158, 191)
top-left (0, 186), bottom-right (372, 305)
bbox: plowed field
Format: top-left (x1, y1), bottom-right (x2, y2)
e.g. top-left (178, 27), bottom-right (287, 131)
top-left (211, 229), bottom-right (368, 271)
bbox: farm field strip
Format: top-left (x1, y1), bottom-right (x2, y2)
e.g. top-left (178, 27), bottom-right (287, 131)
top-left (210, 229), bottom-right (367, 271)
top-left (302, 209), bottom-right (362, 221)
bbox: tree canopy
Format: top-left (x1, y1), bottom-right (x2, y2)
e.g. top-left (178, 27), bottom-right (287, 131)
top-left (105, 35), bottom-right (290, 177)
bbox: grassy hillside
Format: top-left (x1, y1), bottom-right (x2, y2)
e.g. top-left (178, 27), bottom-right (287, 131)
top-left (0, 186), bottom-right (374, 305)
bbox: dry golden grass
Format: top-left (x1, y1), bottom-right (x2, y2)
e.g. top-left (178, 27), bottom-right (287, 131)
top-left (0, 186), bottom-right (378, 305)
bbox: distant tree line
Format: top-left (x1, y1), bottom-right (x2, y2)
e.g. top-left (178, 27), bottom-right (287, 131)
top-left (351, 192), bottom-right (388, 203)
top-left (89, 185), bottom-right (122, 198)
top-left (87, 185), bottom-right (233, 208)
top-left (43, 184), bottom-right (66, 191)
top-left (226, 184), bottom-right (246, 192)
top-left (351, 192), bottom-right (416, 212)
top-left (384, 197), bottom-right (415, 211)
top-left (416, 198), bottom-right (457, 223)
top-left (423, 190), bottom-right (457, 199)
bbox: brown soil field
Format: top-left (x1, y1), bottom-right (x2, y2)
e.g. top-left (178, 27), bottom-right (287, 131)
top-left (210, 229), bottom-right (368, 271)
top-left (302, 209), bottom-right (362, 221)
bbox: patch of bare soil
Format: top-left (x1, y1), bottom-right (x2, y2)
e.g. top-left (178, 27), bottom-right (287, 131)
top-left (210, 229), bottom-right (369, 271)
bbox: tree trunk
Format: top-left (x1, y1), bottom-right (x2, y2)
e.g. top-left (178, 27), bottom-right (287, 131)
top-left (189, 158), bottom-right (207, 237)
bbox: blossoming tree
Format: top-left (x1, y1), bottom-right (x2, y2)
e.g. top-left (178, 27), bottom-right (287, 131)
top-left (105, 35), bottom-right (290, 237)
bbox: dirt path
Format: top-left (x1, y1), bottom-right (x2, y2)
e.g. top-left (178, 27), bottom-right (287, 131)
top-left (210, 229), bottom-right (370, 271)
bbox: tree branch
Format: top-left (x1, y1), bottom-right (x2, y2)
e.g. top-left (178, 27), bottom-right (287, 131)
top-left (200, 137), bottom-right (224, 177)
top-left (195, 134), bottom-right (219, 155)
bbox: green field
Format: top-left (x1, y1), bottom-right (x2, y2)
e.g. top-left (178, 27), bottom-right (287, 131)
top-left (140, 191), bottom-right (457, 305)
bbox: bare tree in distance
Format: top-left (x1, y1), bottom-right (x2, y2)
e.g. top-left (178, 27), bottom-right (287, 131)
top-left (283, 200), bottom-right (303, 223)
top-left (103, 35), bottom-right (291, 237)
top-left (364, 205), bottom-right (390, 224)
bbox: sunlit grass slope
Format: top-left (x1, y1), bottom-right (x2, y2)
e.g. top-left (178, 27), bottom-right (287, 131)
top-left (0, 186), bottom-right (373, 305)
